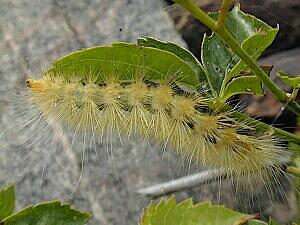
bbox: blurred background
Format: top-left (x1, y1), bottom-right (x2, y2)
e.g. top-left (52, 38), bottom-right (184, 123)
top-left (0, 0), bottom-right (299, 224)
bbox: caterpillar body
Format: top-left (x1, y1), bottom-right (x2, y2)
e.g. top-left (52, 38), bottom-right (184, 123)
top-left (22, 44), bottom-right (287, 188)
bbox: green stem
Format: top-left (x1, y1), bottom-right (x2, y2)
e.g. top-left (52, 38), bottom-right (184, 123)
top-left (209, 99), bottom-right (300, 144)
top-left (217, 0), bottom-right (231, 29)
top-left (291, 88), bottom-right (299, 100)
top-left (174, 0), bottom-right (218, 30)
top-left (231, 109), bottom-right (300, 145)
top-left (174, 0), bottom-right (300, 116)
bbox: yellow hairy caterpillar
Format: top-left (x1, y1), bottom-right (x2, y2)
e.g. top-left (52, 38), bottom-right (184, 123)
top-left (22, 43), bottom-right (288, 187)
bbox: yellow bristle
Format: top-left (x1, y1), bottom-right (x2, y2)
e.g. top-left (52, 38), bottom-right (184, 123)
top-left (149, 84), bottom-right (174, 141)
top-left (26, 78), bottom-right (60, 119)
top-left (194, 115), bottom-right (219, 135)
top-left (125, 81), bottom-right (151, 136)
top-left (57, 82), bottom-right (78, 125)
top-left (168, 95), bottom-right (200, 151)
top-left (96, 80), bottom-right (126, 136)
top-left (187, 114), bottom-right (220, 160)
top-left (171, 96), bottom-right (196, 121)
top-left (202, 128), bottom-right (284, 182)
top-left (72, 83), bottom-right (101, 132)
top-left (150, 84), bottom-right (173, 111)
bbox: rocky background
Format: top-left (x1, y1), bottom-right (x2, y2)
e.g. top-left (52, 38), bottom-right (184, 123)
top-left (0, 0), bottom-right (299, 224)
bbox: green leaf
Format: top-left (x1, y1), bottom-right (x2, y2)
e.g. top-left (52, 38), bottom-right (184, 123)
top-left (0, 184), bottom-right (15, 220)
top-left (140, 197), bottom-right (256, 225)
top-left (221, 66), bottom-right (272, 100)
top-left (201, 4), bottom-right (278, 99)
top-left (202, 34), bottom-right (237, 96)
top-left (220, 66), bottom-right (272, 101)
top-left (221, 75), bottom-right (264, 100)
top-left (51, 42), bottom-right (199, 89)
top-left (2, 201), bottom-right (91, 225)
top-left (137, 37), bottom-right (208, 89)
top-left (277, 71), bottom-right (300, 88)
top-left (226, 27), bottom-right (278, 81)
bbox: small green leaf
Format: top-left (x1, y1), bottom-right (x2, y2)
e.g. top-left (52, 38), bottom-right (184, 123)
top-left (2, 201), bottom-right (91, 225)
top-left (201, 4), bottom-right (278, 98)
top-left (220, 66), bottom-right (272, 101)
top-left (202, 34), bottom-right (237, 96)
top-left (221, 75), bottom-right (264, 100)
top-left (51, 42), bottom-right (199, 89)
top-left (140, 197), bottom-right (256, 225)
top-left (137, 37), bottom-right (208, 89)
top-left (227, 27), bottom-right (278, 82)
top-left (277, 71), bottom-right (300, 88)
top-left (0, 184), bottom-right (15, 220)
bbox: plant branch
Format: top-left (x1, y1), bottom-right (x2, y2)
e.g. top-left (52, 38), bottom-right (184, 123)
top-left (217, 0), bottom-right (232, 29)
top-left (137, 170), bottom-right (222, 197)
top-left (174, 0), bottom-right (300, 116)
top-left (174, 0), bottom-right (218, 31)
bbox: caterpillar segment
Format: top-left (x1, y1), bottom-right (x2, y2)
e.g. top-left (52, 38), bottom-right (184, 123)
top-left (25, 69), bottom-right (287, 183)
